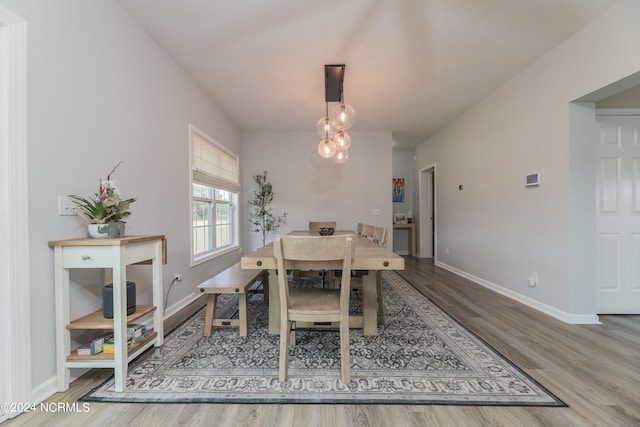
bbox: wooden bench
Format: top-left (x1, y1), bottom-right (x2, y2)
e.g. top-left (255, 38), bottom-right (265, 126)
top-left (196, 263), bottom-right (267, 337)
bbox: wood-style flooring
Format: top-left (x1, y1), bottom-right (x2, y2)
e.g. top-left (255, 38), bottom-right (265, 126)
top-left (5, 257), bottom-right (640, 427)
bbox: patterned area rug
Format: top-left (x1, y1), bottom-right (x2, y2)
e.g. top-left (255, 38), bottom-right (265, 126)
top-left (81, 271), bottom-right (565, 406)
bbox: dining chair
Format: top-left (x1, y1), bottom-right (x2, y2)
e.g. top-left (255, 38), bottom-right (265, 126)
top-left (361, 223), bottom-right (375, 238)
top-left (308, 221), bottom-right (337, 232)
top-left (274, 234), bottom-right (353, 384)
top-left (372, 226), bottom-right (387, 246)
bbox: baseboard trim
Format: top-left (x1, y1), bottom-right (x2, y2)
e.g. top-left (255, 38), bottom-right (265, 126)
top-left (163, 291), bottom-right (202, 320)
top-left (435, 261), bottom-right (601, 325)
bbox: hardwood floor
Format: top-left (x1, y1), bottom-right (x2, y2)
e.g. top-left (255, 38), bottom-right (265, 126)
top-left (5, 258), bottom-right (640, 427)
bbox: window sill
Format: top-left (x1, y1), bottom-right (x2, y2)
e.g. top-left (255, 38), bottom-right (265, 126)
top-left (191, 245), bottom-right (240, 267)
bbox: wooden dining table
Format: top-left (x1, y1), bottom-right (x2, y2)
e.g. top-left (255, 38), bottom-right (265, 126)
top-left (240, 230), bottom-right (405, 335)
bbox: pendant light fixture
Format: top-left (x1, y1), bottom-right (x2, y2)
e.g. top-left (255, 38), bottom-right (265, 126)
top-left (317, 102), bottom-right (337, 158)
top-left (333, 148), bottom-right (349, 164)
top-left (334, 130), bottom-right (351, 151)
top-left (318, 137), bottom-right (337, 158)
top-left (331, 103), bottom-right (355, 131)
top-left (316, 64), bottom-right (355, 163)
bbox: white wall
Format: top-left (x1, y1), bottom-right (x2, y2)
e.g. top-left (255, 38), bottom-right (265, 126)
top-left (242, 131), bottom-right (393, 252)
top-left (414, 0), bottom-right (640, 322)
top-left (1, 0), bottom-right (242, 394)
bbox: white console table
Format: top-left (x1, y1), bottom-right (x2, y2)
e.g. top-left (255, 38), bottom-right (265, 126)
top-left (49, 235), bottom-right (165, 392)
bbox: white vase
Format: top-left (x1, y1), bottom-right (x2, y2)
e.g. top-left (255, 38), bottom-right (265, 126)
top-left (88, 224), bottom-right (108, 239)
top-left (88, 222), bottom-right (125, 239)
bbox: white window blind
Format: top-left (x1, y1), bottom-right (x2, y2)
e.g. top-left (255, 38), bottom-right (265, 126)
top-left (191, 127), bottom-right (239, 190)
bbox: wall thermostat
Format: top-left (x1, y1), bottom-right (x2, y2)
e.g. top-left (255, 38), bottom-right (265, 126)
top-left (525, 172), bottom-right (541, 187)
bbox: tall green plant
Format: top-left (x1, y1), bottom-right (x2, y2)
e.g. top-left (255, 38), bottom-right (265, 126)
top-left (248, 171), bottom-right (287, 246)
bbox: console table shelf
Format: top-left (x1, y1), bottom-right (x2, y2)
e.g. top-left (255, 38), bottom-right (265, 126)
top-left (49, 235), bottom-right (165, 393)
top-left (66, 332), bottom-right (158, 361)
top-left (66, 305), bottom-right (156, 330)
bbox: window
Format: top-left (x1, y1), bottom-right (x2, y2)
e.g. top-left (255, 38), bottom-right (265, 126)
top-left (190, 125), bottom-right (239, 264)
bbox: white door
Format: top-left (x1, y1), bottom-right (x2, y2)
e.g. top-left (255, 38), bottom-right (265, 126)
top-left (596, 113), bottom-right (640, 313)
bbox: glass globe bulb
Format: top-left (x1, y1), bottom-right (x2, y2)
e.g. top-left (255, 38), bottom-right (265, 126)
top-left (316, 116), bottom-right (336, 139)
top-left (317, 138), bottom-right (337, 159)
top-left (330, 103), bottom-right (355, 130)
top-left (334, 149), bottom-right (349, 164)
top-left (334, 130), bottom-right (351, 151)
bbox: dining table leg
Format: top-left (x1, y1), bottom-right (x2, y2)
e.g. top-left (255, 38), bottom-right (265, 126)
top-left (268, 269), bottom-right (280, 334)
top-left (362, 270), bottom-right (378, 335)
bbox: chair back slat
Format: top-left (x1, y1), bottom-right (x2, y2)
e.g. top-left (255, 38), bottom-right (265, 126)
top-left (276, 235), bottom-right (353, 261)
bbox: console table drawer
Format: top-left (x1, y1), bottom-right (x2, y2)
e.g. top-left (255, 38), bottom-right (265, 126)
top-left (62, 246), bottom-right (115, 268)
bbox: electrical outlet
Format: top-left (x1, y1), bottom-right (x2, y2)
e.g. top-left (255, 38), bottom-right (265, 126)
top-left (58, 196), bottom-right (76, 216)
top-left (528, 272), bottom-right (538, 287)
top-left (174, 273), bottom-right (183, 282)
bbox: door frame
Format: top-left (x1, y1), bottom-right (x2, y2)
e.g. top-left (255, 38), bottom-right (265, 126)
top-left (0, 5), bottom-right (31, 421)
top-left (418, 164), bottom-right (436, 259)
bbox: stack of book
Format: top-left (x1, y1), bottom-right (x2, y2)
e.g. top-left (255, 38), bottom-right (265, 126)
top-left (75, 324), bottom-right (154, 355)
top-left (76, 336), bottom-right (105, 356)
top-left (103, 325), bottom-right (154, 354)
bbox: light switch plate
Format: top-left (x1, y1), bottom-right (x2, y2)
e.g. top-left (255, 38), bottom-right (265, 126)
top-left (58, 196), bottom-right (76, 216)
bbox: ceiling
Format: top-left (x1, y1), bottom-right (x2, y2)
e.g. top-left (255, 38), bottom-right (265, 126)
top-left (117, 0), bottom-right (618, 147)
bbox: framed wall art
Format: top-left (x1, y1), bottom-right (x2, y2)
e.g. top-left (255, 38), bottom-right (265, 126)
top-left (392, 178), bottom-right (405, 202)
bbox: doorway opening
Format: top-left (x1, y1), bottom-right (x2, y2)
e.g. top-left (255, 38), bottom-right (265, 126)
top-left (571, 71), bottom-right (640, 316)
top-left (418, 164), bottom-right (435, 259)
